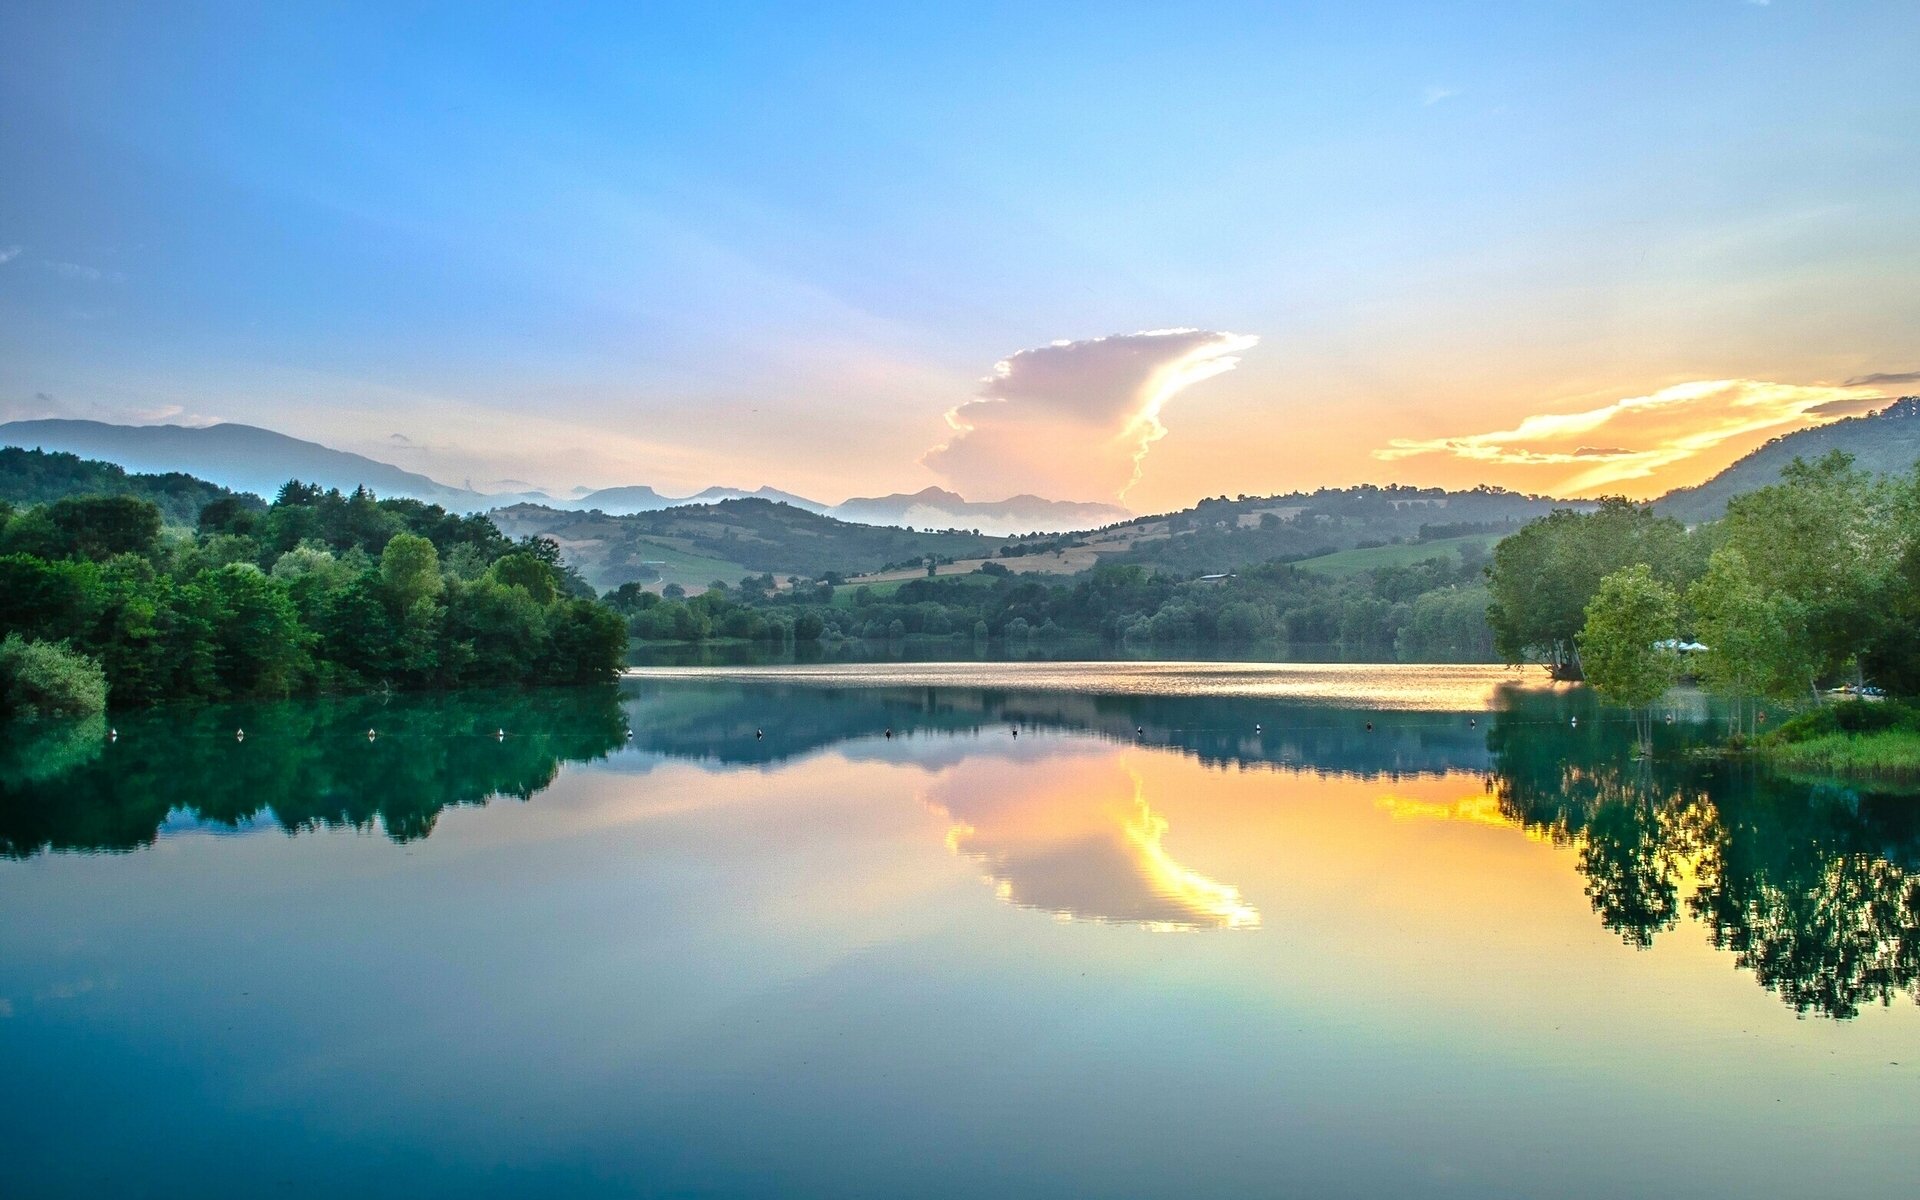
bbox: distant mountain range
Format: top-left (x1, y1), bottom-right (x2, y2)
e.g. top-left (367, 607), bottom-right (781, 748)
top-left (0, 418), bottom-right (1121, 534)
top-left (1653, 396), bottom-right (1920, 523)
top-left (831, 487), bottom-right (1129, 535)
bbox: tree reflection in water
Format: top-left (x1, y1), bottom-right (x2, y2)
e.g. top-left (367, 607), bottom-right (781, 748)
top-left (1487, 688), bottom-right (1920, 1018)
top-left (0, 687), bottom-right (629, 858)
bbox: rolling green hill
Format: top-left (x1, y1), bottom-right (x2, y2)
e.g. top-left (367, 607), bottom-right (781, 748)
top-left (1655, 396), bottom-right (1920, 524)
top-left (488, 499), bottom-right (1007, 592)
top-left (1291, 533), bottom-right (1503, 579)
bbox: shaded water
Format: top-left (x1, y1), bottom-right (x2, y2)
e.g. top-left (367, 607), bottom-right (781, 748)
top-left (3, 665), bottom-right (1917, 1198)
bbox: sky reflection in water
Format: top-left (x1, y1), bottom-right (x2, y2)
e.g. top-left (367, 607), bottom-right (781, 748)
top-left (2, 665), bottom-right (1918, 1199)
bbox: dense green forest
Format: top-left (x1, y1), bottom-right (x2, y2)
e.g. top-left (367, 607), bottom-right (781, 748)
top-left (0, 481), bottom-right (627, 716)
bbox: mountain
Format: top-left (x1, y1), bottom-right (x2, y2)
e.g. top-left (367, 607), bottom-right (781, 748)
top-left (0, 419), bottom-right (507, 509)
top-left (570, 483), bottom-right (831, 515)
top-left (686, 485), bottom-right (829, 513)
top-left (1654, 396), bottom-right (1920, 524)
top-left (829, 486), bottom-right (1130, 536)
top-left (567, 484), bottom-right (672, 514)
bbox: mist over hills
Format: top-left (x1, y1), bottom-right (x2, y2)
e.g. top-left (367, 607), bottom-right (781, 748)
top-left (0, 419), bottom-right (515, 510)
top-left (0, 418), bottom-right (1124, 534)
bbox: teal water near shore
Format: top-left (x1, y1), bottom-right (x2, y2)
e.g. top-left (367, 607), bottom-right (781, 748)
top-left (3, 664), bottom-right (1917, 1198)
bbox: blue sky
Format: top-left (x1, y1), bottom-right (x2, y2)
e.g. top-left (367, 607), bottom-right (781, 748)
top-left (2, 1), bottom-right (1916, 506)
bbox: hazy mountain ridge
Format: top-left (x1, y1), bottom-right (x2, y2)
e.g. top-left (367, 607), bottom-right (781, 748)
top-left (0, 418), bottom-right (1115, 532)
top-left (830, 486), bottom-right (1130, 535)
top-left (1653, 396), bottom-right (1920, 523)
top-left (0, 419), bottom-right (529, 510)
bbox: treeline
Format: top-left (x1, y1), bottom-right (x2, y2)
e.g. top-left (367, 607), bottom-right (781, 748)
top-left (1488, 451), bottom-right (1920, 729)
top-left (1105, 484), bottom-right (1562, 576)
top-left (0, 445), bottom-right (259, 525)
top-left (0, 481), bottom-right (627, 715)
top-left (605, 551), bottom-right (1496, 659)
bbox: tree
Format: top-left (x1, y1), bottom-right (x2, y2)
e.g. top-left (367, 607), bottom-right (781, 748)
top-left (489, 551), bottom-right (560, 604)
top-left (380, 532), bottom-right (443, 611)
top-left (1686, 546), bottom-right (1804, 735)
top-left (1487, 500), bottom-right (1689, 678)
top-left (1577, 564), bottom-right (1679, 750)
top-left (1719, 451), bottom-right (1886, 695)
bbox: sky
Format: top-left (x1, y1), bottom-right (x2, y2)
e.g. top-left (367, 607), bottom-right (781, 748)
top-left (1, 1), bottom-right (1917, 511)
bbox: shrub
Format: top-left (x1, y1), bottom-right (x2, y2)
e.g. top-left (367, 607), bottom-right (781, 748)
top-left (0, 635), bottom-right (109, 718)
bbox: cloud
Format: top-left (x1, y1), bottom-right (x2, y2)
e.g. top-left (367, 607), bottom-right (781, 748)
top-left (1422, 85), bottom-right (1460, 106)
top-left (1375, 378), bottom-right (1887, 494)
top-left (1, 391), bottom-right (197, 425)
top-left (47, 261), bottom-right (103, 281)
top-left (1843, 369), bottom-right (1920, 387)
top-left (923, 329), bottom-right (1257, 502)
top-left (0, 245), bottom-right (21, 266)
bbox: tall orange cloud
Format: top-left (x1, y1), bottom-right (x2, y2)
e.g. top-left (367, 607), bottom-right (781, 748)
top-left (923, 329), bottom-right (1257, 503)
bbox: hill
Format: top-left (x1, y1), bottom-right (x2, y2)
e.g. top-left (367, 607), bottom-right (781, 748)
top-left (487, 498), bottom-right (1006, 592)
top-left (0, 419), bottom-right (520, 510)
top-left (1654, 396), bottom-right (1920, 524)
top-left (0, 446), bottom-right (262, 525)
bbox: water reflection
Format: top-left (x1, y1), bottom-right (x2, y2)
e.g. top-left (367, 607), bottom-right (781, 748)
top-left (1486, 689), bottom-right (1920, 1018)
top-left (0, 688), bottom-right (629, 857)
top-left (929, 751), bottom-right (1258, 930)
top-left (5, 669), bottom-right (1917, 1018)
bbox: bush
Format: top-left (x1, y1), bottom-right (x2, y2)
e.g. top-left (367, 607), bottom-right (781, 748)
top-left (1765, 699), bottom-right (1920, 745)
top-left (0, 635), bottom-right (109, 718)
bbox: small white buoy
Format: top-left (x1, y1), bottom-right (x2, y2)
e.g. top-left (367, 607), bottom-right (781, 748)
top-left (1254, 723), bottom-right (1261, 733)
top-left (884, 727), bottom-right (893, 739)
top-left (496, 728), bottom-right (505, 740)
top-left (1135, 725), bottom-right (1143, 736)
top-left (235, 728), bottom-right (245, 742)
top-left (367, 728), bottom-right (377, 740)
top-left (625, 729), bottom-right (633, 740)
top-left (1012, 727), bottom-right (1019, 737)
top-left (755, 728), bottom-right (763, 740)
top-left (1365, 721), bottom-right (1374, 732)
top-left (1469, 717), bottom-right (1477, 728)
top-left (1570, 716), bottom-right (1578, 727)
top-left (109, 727), bottom-right (118, 740)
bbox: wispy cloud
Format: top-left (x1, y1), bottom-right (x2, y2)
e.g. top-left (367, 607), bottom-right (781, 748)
top-left (1844, 368), bottom-right (1920, 387)
top-left (923, 329), bottom-right (1257, 502)
top-left (0, 245), bottom-right (21, 266)
top-left (1375, 378), bottom-right (1888, 494)
top-left (1, 391), bottom-right (199, 425)
top-left (1422, 85), bottom-right (1460, 106)
top-left (46, 261), bottom-right (104, 281)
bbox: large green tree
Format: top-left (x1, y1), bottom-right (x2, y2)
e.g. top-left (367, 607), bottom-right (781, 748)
top-left (1578, 564), bottom-right (1680, 749)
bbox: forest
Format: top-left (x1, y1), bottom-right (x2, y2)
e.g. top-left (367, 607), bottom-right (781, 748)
top-left (0, 480), bottom-right (628, 716)
top-left (606, 544), bottom-right (1496, 659)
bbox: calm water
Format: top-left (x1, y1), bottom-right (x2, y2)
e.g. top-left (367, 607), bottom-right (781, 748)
top-left (3, 665), bottom-right (1917, 1198)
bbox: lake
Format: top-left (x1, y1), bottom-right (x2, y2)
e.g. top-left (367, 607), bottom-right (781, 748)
top-left (3, 664), bottom-right (1917, 1198)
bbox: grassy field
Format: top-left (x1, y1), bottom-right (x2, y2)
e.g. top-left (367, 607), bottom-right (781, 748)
top-left (1292, 533), bottom-right (1502, 579)
top-left (831, 571), bottom-right (1002, 607)
top-left (621, 538), bottom-right (748, 594)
